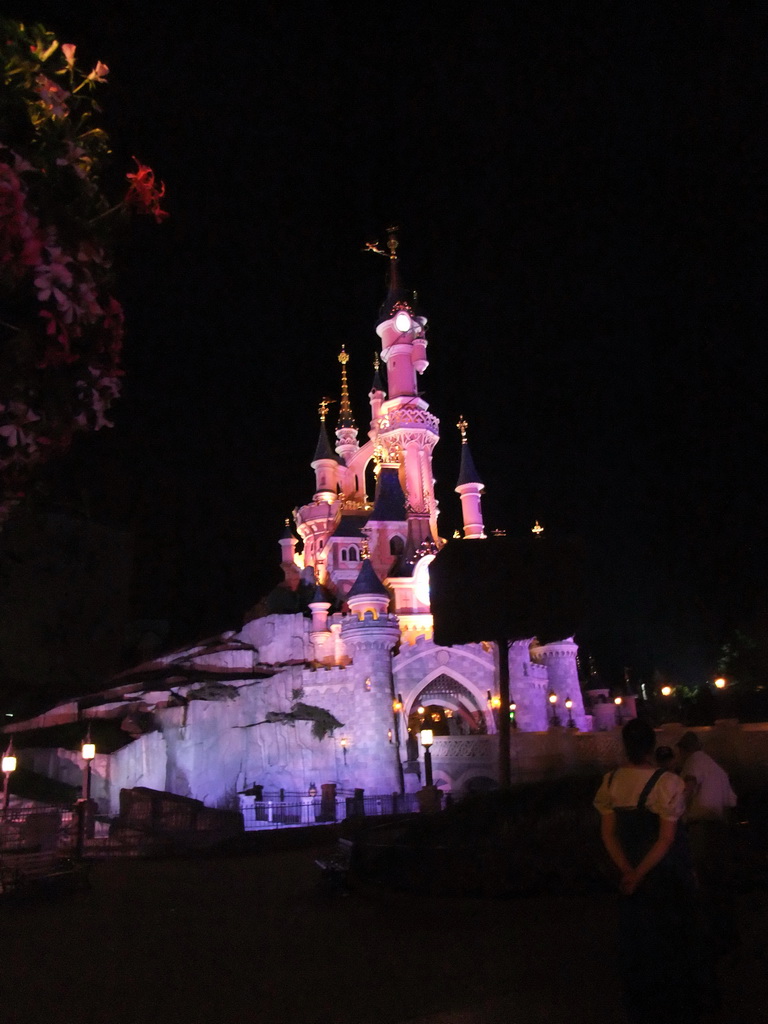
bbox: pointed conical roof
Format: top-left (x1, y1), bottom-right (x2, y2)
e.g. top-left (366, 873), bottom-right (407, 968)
top-left (370, 353), bottom-right (386, 395)
top-left (456, 440), bottom-right (483, 487)
top-left (347, 557), bottom-right (389, 599)
top-left (313, 419), bottom-right (336, 462)
top-left (369, 466), bottom-right (407, 521)
top-left (375, 227), bottom-right (417, 325)
top-left (281, 519), bottom-right (295, 540)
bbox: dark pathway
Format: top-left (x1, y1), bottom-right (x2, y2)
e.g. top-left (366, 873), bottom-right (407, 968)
top-left (1, 847), bottom-right (765, 1023)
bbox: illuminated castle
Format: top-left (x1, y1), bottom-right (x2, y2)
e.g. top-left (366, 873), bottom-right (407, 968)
top-left (8, 231), bottom-right (590, 812)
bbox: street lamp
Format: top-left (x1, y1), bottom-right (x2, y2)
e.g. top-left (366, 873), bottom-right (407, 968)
top-left (82, 729), bottom-right (96, 802)
top-left (2, 739), bottom-right (17, 819)
top-left (77, 729), bottom-right (96, 859)
top-left (340, 736), bottom-right (348, 766)
top-left (420, 727), bottom-right (434, 787)
top-left (564, 697), bottom-right (575, 729)
top-left (714, 677), bottom-right (727, 690)
top-left (547, 690), bottom-right (560, 727)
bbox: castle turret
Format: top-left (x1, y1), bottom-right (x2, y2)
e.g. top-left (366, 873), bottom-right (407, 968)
top-left (311, 399), bottom-right (339, 502)
top-left (341, 552), bottom-right (401, 791)
top-left (370, 228), bottom-right (440, 543)
top-left (530, 638), bottom-right (587, 730)
top-left (454, 417), bottom-right (486, 539)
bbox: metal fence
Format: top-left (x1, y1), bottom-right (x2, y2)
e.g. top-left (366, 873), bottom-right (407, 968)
top-left (239, 790), bottom-right (421, 831)
top-left (0, 790), bottom-right (423, 858)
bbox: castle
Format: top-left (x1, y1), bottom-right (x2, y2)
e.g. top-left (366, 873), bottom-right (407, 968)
top-left (7, 231), bottom-right (597, 815)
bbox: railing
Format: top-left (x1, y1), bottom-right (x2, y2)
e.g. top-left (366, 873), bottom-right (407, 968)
top-left (240, 791), bottom-right (420, 831)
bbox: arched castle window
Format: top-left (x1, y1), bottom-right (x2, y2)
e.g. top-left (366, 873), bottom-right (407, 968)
top-left (348, 547), bottom-right (358, 561)
top-left (390, 536), bottom-right (404, 557)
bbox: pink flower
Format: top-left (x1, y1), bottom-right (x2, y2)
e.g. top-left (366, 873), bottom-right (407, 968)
top-left (86, 60), bottom-right (109, 83)
top-left (61, 43), bottom-right (77, 68)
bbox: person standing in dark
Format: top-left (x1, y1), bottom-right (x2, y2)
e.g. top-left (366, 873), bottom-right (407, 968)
top-left (678, 730), bottom-right (739, 956)
top-left (595, 718), bottom-right (717, 1024)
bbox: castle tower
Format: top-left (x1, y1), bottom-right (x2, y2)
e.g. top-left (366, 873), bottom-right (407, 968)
top-left (373, 228), bottom-right (440, 545)
top-left (311, 399), bottom-right (339, 502)
top-left (530, 638), bottom-right (587, 729)
top-left (454, 417), bottom-right (486, 539)
top-left (341, 555), bottom-right (402, 792)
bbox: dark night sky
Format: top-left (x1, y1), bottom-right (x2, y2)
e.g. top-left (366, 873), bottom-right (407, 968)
top-left (6, 1), bottom-right (768, 689)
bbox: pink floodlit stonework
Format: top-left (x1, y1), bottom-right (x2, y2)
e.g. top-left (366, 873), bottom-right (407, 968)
top-left (5, 240), bottom-right (617, 820)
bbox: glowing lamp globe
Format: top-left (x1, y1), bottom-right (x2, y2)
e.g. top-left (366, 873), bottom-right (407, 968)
top-left (714, 677), bottom-right (726, 689)
top-left (82, 742), bottom-right (96, 761)
top-left (394, 311), bottom-right (411, 333)
top-left (660, 685), bottom-right (673, 697)
top-left (2, 754), bottom-right (17, 773)
top-left (420, 728), bottom-right (434, 748)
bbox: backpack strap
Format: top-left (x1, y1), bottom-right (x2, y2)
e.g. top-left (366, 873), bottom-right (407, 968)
top-left (637, 768), bottom-right (665, 810)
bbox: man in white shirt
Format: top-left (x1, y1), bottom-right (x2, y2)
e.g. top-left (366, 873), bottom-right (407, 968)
top-left (677, 731), bottom-right (738, 955)
top-left (677, 731), bottom-right (737, 822)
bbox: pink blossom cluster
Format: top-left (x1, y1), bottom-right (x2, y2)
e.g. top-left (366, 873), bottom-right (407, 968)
top-left (0, 158), bottom-right (43, 279)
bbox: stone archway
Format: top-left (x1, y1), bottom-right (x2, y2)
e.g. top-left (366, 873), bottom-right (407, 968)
top-left (409, 673), bottom-right (487, 736)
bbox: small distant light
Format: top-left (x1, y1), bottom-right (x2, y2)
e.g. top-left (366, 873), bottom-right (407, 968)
top-left (714, 677), bottom-right (726, 690)
top-left (2, 755), bottom-right (17, 773)
top-left (661, 685), bottom-right (673, 697)
top-left (548, 691), bottom-right (558, 705)
top-left (5, 713), bottom-right (13, 718)
top-left (565, 698), bottom-right (573, 709)
top-left (614, 696), bottom-right (623, 706)
top-left (82, 742), bottom-right (96, 761)
top-left (417, 705), bottom-right (425, 715)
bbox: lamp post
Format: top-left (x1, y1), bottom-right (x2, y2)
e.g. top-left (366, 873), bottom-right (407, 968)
top-left (2, 739), bottom-right (17, 819)
top-left (565, 697), bottom-right (575, 729)
top-left (547, 690), bottom-right (560, 727)
top-left (420, 727), bottom-right (434, 787)
top-left (340, 736), bottom-right (348, 766)
top-left (77, 729), bottom-right (96, 858)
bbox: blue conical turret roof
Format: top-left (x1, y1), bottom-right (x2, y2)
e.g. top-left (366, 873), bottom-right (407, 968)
top-left (347, 558), bottom-right (390, 599)
top-left (369, 466), bottom-right (407, 521)
top-left (313, 420), bottom-right (336, 462)
top-left (456, 439), bottom-right (483, 487)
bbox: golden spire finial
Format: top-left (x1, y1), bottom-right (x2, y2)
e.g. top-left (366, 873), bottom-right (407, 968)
top-left (373, 352), bottom-right (380, 372)
top-left (284, 518), bottom-right (290, 528)
top-left (361, 534), bottom-right (370, 559)
top-left (337, 346), bottom-right (355, 428)
top-left (456, 416), bottom-right (468, 442)
top-left (318, 397), bottom-right (333, 422)
top-left (532, 520), bottom-right (544, 536)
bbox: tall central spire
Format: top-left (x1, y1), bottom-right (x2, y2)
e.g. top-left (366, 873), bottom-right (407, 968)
top-left (335, 345), bottom-right (360, 465)
top-left (337, 346), bottom-right (356, 429)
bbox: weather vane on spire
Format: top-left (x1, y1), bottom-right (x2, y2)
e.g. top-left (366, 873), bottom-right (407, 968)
top-left (318, 397), bottom-right (335, 422)
top-left (363, 224), bottom-right (400, 259)
top-left (457, 416), bottom-right (469, 442)
top-left (532, 520), bottom-right (544, 536)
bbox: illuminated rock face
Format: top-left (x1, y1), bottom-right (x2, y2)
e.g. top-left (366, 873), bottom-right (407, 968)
top-left (12, 246), bottom-right (590, 810)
